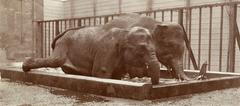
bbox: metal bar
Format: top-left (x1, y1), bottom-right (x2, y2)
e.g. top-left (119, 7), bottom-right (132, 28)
top-left (51, 21), bottom-right (55, 55)
top-left (60, 21), bottom-right (62, 33)
top-left (44, 22), bottom-right (47, 58)
top-left (234, 5), bottom-right (240, 50)
top-left (39, 22), bottom-right (44, 58)
top-left (69, 20), bottom-right (71, 28)
top-left (72, 19), bottom-right (75, 28)
top-left (170, 10), bottom-right (173, 22)
top-left (111, 15), bottom-right (114, 20)
top-left (235, 21), bottom-right (240, 51)
top-left (64, 20), bottom-right (67, 30)
top-left (188, 9), bottom-right (192, 69)
top-left (153, 11), bottom-right (156, 19)
top-left (227, 4), bottom-right (237, 72)
top-left (89, 18), bottom-right (91, 26)
top-left (162, 11), bottom-right (164, 21)
top-left (52, 21), bottom-right (54, 39)
top-left (78, 19), bottom-right (81, 27)
top-left (48, 22), bottom-right (51, 56)
top-left (104, 16), bottom-right (109, 24)
top-left (99, 17), bottom-right (102, 24)
top-left (198, 7), bottom-right (202, 69)
top-left (94, 17), bottom-right (96, 26)
top-left (208, 6), bottom-right (212, 71)
top-left (219, 5), bottom-right (223, 72)
top-left (84, 18), bottom-right (86, 26)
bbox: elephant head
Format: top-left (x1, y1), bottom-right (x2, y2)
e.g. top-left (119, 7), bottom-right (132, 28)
top-left (91, 27), bottom-right (160, 84)
top-left (120, 27), bottom-right (160, 84)
top-left (152, 23), bottom-right (192, 80)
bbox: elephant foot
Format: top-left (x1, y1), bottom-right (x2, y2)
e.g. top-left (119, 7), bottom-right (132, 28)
top-left (22, 57), bottom-right (35, 72)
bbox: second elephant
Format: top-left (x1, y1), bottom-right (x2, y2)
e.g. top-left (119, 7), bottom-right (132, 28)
top-left (103, 13), bottom-right (193, 80)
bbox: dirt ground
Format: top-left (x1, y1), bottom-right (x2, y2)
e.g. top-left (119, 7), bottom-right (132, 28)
top-left (1, 74), bottom-right (240, 106)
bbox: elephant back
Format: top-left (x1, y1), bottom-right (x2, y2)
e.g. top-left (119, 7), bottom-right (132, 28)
top-left (51, 26), bottom-right (85, 49)
top-left (102, 13), bottom-right (140, 31)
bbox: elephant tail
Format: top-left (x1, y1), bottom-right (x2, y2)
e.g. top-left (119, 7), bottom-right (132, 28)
top-left (51, 26), bottom-right (85, 49)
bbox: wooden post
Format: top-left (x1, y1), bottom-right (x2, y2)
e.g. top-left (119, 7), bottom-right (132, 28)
top-left (33, 0), bottom-right (44, 58)
top-left (227, 4), bottom-right (237, 72)
top-left (178, 10), bottom-right (183, 25)
top-left (55, 21), bottom-right (60, 35)
top-left (35, 22), bottom-right (43, 58)
top-left (104, 16), bottom-right (109, 24)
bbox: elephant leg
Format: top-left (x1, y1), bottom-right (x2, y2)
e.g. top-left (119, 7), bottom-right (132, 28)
top-left (171, 58), bottom-right (191, 80)
top-left (166, 66), bottom-right (178, 79)
top-left (22, 44), bottom-right (67, 72)
top-left (61, 58), bottom-right (90, 76)
top-left (111, 64), bottom-right (127, 79)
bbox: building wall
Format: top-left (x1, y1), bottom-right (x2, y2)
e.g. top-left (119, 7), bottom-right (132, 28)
top-left (0, 0), bottom-right (43, 61)
top-left (44, 0), bottom-right (64, 20)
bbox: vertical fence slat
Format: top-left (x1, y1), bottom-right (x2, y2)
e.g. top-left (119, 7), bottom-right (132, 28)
top-left (36, 22), bottom-right (44, 58)
top-left (60, 21), bottom-right (62, 33)
top-left (78, 19), bottom-right (81, 27)
top-left (188, 8), bottom-right (192, 69)
top-left (153, 11), bottom-right (156, 19)
top-left (44, 22), bottom-right (47, 58)
top-left (219, 5), bottom-right (224, 72)
top-left (99, 17), bottom-right (102, 24)
top-left (208, 6), bottom-right (212, 71)
top-left (162, 11), bottom-right (164, 21)
top-left (94, 17), bottom-right (96, 26)
top-left (73, 19), bottom-right (76, 27)
top-left (88, 18), bottom-right (91, 26)
top-left (64, 20), bottom-right (67, 30)
top-left (198, 7), bottom-right (202, 69)
top-left (48, 22), bottom-right (51, 56)
top-left (84, 18), bottom-right (86, 26)
top-left (228, 4), bottom-right (237, 72)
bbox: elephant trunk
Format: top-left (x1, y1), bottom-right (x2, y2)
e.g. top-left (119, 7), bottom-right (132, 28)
top-left (172, 60), bottom-right (208, 80)
top-left (144, 52), bottom-right (160, 85)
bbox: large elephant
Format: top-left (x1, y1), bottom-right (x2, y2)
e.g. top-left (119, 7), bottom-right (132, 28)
top-left (102, 13), bottom-right (197, 80)
top-left (22, 26), bottom-right (161, 84)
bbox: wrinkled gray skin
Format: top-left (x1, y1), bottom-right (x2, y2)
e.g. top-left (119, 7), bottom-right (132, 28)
top-left (102, 13), bottom-right (191, 80)
top-left (22, 26), bottom-right (160, 85)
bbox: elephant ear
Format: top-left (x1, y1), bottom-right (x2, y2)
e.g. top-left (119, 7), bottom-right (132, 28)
top-left (92, 28), bottom-right (129, 78)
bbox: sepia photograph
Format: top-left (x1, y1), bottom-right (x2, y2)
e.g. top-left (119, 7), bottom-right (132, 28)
top-left (0, 0), bottom-right (240, 105)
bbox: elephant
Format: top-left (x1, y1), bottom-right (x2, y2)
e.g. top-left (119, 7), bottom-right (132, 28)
top-left (22, 26), bottom-right (161, 85)
top-left (102, 13), bottom-right (203, 80)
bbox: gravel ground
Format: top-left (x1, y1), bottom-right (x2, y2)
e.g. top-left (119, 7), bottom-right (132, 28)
top-left (1, 78), bottom-right (240, 106)
top-left (1, 62), bottom-right (240, 106)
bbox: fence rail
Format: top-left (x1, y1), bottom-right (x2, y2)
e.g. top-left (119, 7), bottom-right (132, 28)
top-left (36, 2), bottom-right (240, 72)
